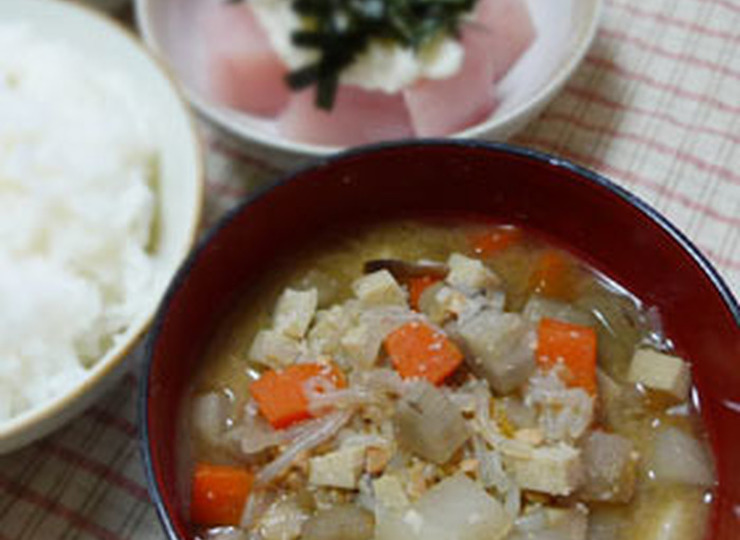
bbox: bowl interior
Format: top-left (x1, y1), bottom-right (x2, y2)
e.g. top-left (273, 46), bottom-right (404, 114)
top-left (136, 0), bottom-right (601, 162)
top-left (0, 0), bottom-right (202, 450)
top-left (144, 142), bottom-right (740, 539)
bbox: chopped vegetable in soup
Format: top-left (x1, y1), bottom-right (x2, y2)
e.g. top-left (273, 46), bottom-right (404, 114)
top-left (184, 220), bottom-right (715, 540)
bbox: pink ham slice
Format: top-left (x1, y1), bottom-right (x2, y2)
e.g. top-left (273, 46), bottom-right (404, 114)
top-left (278, 86), bottom-right (414, 146)
top-left (403, 0), bottom-right (535, 137)
top-left (403, 29), bottom-right (499, 137)
top-left (201, 3), bottom-right (290, 117)
top-left (474, 0), bottom-right (537, 82)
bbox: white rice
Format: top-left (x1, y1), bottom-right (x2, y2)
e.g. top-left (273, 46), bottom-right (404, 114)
top-left (0, 24), bottom-right (157, 421)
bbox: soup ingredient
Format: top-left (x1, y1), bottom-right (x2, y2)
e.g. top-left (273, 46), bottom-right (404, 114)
top-left (580, 430), bottom-right (637, 503)
top-left (353, 270), bottom-right (408, 307)
top-left (250, 363), bottom-right (346, 428)
top-left (407, 276), bottom-right (443, 311)
top-left (363, 259), bottom-right (447, 311)
top-left (249, 329), bottom-right (304, 368)
top-left (536, 319), bottom-right (598, 395)
top-left (191, 392), bottom-right (230, 446)
top-left (0, 24), bottom-right (156, 421)
top-left (301, 505), bottom-right (375, 540)
top-left (258, 496), bottom-right (308, 540)
top-left (628, 349), bottom-right (691, 400)
top-left (458, 310), bottom-right (535, 393)
top-left (446, 253), bottom-right (500, 292)
top-left (631, 490), bottom-right (711, 540)
top-left (394, 381), bottom-right (470, 464)
top-left (191, 464), bottom-right (254, 526)
top-left (256, 410), bottom-right (353, 485)
top-left (509, 505), bottom-right (588, 540)
top-left (309, 445), bottom-right (366, 489)
top-left (648, 427), bottom-right (714, 488)
top-left (273, 288), bottom-right (318, 339)
top-left (385, 321), bottom-right (464, 384)
top-left (505, 443), bottom-right (583, 496)
top-left (377, 474), bottom-right (512, 540)
top-left (525, 368), bottom-right (594, 443)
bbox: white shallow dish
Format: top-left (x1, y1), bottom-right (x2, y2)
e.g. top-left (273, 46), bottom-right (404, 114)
top-left (0, 0), bottom-right (203, 454)
top-left (137, 0), bottom-right (602, 168)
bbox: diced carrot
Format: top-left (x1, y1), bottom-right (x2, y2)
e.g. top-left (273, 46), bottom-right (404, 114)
top-left (469, 226), bottom-right (522, 256)
top-left (191, 464), bottom-right (254, 526)
top-left (385, 321), bottom-right (464, 385)
top-left (529, 250), bottom-right (576, 300)
top-left (250, 363), bottom-right (346, 429)
top-left (407, 275), bottom-right (442, 311)
top-left (536, 318), bottom-right (598, 394)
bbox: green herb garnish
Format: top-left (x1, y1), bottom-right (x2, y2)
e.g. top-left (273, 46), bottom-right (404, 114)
top-left (236, 0), bottom-right (477, 110)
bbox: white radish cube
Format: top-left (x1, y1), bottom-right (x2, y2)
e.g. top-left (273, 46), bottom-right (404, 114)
top-left (628, 349), bottom-right (691, 400)
top-left (414, 474), bottom-right (512, 540)
top-left (273, 288), bottom-right (318, 339)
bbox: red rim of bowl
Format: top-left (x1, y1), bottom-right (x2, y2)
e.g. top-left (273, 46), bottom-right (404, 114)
top-left (139, 139), bottom-right (740, 540)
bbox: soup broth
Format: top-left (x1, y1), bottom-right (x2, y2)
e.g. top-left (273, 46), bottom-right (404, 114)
top-left (184, 219), bottom-right (715, 540)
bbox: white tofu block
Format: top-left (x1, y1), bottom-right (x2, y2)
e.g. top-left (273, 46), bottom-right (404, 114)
top-left (248, 329), bottom-right (303, 368)
top-left (273, 288), bottom-right (318, 339)
top-left (352, 270), bottom-right (407, 306)
top-left (341, 323), bottom-right (383, 368)
top-left (373, 474), bottom-right (410, 510)
top-left (628, 348), bottom-right (691, 400)
top-left (446, 253), bottom-right (500, 292)
top-left (506, 444), bottom-right (583, 496)
top-left (309, 446), bottom-right (365, 489)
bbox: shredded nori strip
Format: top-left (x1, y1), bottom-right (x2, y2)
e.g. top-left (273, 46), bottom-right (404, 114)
top-left (233, 0), bottom-right (477, 110)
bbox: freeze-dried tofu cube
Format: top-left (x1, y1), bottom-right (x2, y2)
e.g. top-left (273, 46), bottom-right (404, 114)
top-left (248, 329), bottom-right (303, 368)
top-left (373, 474), bottom-right (410, 510)
top-left (628, 348), bottom-right (691, 400)
top-left (353, 270), bottom-right (407, 306)
top-left (273, 288), bottom-right (318, 339)
top-left (309, 446), bottom-right (365, 489)
top-left (341, 322), bottom-right (383, 368)
top-left (505, 443), bottom-right (583, 496)
top-left (446, 253), bottom-right (500, 292)
top-left (307, 304), bottom-right (355, 357)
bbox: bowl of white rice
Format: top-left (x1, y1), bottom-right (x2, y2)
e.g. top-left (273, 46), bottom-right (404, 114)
top-left (0, 0), bottom-right (203, 453)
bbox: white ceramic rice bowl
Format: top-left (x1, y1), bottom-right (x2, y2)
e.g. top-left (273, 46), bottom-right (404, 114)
top-left (0, 0), bottom-right (203, 454)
